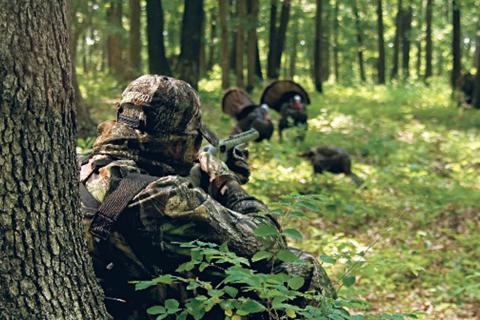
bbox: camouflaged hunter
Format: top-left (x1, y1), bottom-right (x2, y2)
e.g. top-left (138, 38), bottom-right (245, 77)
top-left (79, 75), bottom-right (335, 319)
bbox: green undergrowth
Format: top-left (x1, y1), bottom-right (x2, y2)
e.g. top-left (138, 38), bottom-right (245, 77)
top-left (78, 74), bottom-right (480, 319)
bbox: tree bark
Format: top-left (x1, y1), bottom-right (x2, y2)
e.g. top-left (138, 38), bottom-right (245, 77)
top-left (236, 0), bottom-right (246, 88)
top-left (106, 0), bottom-right (125, 78)
top-left (0, 1), bottom-right (109, 318)
top-left (473, 29), bottom-right (480, 108)
top-left (272, 0), bottom-right (291, 79)
top-left (129, 0), bottom-right (142, 77)
top-left (333, 0), bottom-right (340, 82)
top-left (376, 0), bottom-right (386, 84)
top-left (415, 0), bottom-right (423, 78)
top-left (219, 0), bottom-right (230, 89)
top-left (401, 4), bottom-right (413, 79)
top-left (146, 0), bottom-right (171, 76)
top-left (353, 0), bottom-right (366, 82)
top-left (289, 14), bottom-right (299, 79)
top-left (391, 0), bottom-right (403, 80)
top-left (177, 0), bottom-right (205, 89)
top-left (267, 0), bottom-right (279, 78)
top-left (425, 0), bottom-right (433, 79)
top-left (322, 0), bottom-right (331, 81)
top-left (255, 41), bottom-right (264, 80)
top-left (451, 0), bottom-right (461, 87)
top-left (247, 0), bottom-right (259, 92)
top-left (314, 0), bottom-right (323, 92)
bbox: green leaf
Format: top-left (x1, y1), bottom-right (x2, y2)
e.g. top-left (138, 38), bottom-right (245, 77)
top-left (224, 286), bottom-right (239, 298)
top-left (164, 299), bottom-right (180, 312)
top-left (153, 275), bottom-right (174, 285)
top-left (176, 260), bottom-right (196, 272)
top-left (239, 299), bottom-right (267, 314)
top-left (282, 228), bottom-right (304, 240)
top-left (319, 255), bottom-right (337, 264)
top-left (342, 275), bottom-right (356, 287)
top-left (277, 249), bottom-right (299, 263)
top-left (254, 223), bottom-right (279, 237)
top-left (134, 280), bottom-right (155, 291)
top-left (146, 305), bottom-right (165, 315)
top-left (287, 276), bottom-right (305, 290)
top-left (252, 250), bottom-right (273, 262)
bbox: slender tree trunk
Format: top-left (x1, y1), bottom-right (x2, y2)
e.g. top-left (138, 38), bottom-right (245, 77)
top-left (451, 0), bottom-right (461, 88)
top-left (401, 4), bottom-right (413, 79)
top-left (415, 0), bottom-right (423, 78)
top-left (146, 0), bottom-right (171, 75)
top-left (333, 0), bottom-right (340, 82)
top-left (255, 41), bottom-right (263, 79)
top-left (322, 0), bottom-right (331, 81)
top-left (272, 0), bottom-right (291, 79)
top-left (207, 8), bottom-right (217, 71)
top-left (391, 0), bottom-right (403, 80)
top-left (376, 0), bottom-right (386, 84)
top-left (219, 0), bottom-right (230, 89)
top-left (314, 0), bottom-right (323, 92)
top-left (129, 0), bottom-right (142, 77)
top-left (199, 14), bottom-right (207, 78)
top-left (353, 0), bottom-right (366, 82)
top-left (247, 0), bottom-right (259, 92)
top-left (229, 0), bottom-right (237, 70)
top-left (0, 1), bottom-right (109, 318)
top-left (473, 29), bottom-right (480, 108)
top-left (106, 0), bottom-right (125, 78)
top-left (289, 16), bottom-right (298, 79)
top-left (235, 0), bottom-right (246, 88)
top-left (425, 0), bottom-right (433, 79)
top-left (267, 0), bottom-right (279, 78)
top-left (178, 0), bottom-right (205, 89)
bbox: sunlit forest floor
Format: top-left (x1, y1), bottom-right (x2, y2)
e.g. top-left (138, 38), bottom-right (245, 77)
top-left (81, 74), bottom-right (480, 319)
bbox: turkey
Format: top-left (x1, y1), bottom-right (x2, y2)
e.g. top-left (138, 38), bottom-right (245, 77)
top-left (300, 146), bottom-right (363, 186)
top-left (456, 72), bottom-right (475, 106)
top-left (222, 88), bottom-right (274, 142)
top-left (260, 80), bottom-right (310, 141)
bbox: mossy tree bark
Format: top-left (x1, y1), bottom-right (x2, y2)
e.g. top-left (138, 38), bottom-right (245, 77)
top-left (0, 1), bottom-right (109, 319)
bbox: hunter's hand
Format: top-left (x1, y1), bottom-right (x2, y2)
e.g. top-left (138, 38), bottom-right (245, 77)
top-left (226, 147), bottom-right (250, 185)
top-left (198, 151), bottom-right (236, 183)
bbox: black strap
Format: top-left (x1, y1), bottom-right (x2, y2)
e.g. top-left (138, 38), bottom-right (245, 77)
top-left (80, 182), bottom-right (101, 215)
top-left (89, 173), bottom-right (158, 241)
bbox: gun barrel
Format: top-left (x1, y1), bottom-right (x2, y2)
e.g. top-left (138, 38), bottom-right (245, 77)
top-left (220, 129), bottom-right (259, 152)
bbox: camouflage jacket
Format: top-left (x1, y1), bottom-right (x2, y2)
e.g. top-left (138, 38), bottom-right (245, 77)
top-left (80, 154), bottom-right (335, 319)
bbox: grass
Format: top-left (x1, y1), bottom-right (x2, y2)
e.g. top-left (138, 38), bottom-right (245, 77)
top-left (79, 73), bottom-right (480, 319)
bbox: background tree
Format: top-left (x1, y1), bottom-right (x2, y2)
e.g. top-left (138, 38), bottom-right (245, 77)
top-left (425, 0), bottom-right (433, 80)
top-left (0, 1), bottom-right (109, 318)
top-left (376, 0), bottom-right (386, 84)
top-left (128, 0), bottom-right (142, 77)
top-left (333, 0), bottom-right (340, 82)
top-left (146, 0), bottom-right (171, 75)
top-left (106, 0), bottom-right (125, 78)
top-left (352, 0), bottom-right (366, 82)
top-left (267, 0), bottom-right (279, 79)
top-left (219, 0), bottom-right (230, 89)
top-left (401, 3), bottom-right (413, 79)
top-left (314, 0), bottom-right (323, 92)
top-left (391, 0), bottom-right (403, 80)
top-left (247, 0), bottom-right (259, 92)
top-left (177, 0), bottom-right (205, 89)
top-left (451, 0), bottom-right (461, 87)
top-left (235, 0), bottom-right (246, 88)
top-left (474, 28), bottom-right (480, 108)
top-left (272, 0), bottom-right (291, 79)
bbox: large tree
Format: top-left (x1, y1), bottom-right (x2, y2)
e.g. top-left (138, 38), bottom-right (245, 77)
top-left (106, 0), bottom-right (125, 78)
top-left (473, 28), bottom-right (480, 108)
top-left (272, 0), bottom-right (291, 79)
top-left (401, 3), bottom-right (413, 79)
top-left (267, 0), bottom-right (279, 78)
top-left (247, 0), bottom-right (259, 92)
top-left (235, 0), bottom-right (246, 88)
top-left (177, 0), bottom-right (205, 89)
top-left (376, 0), bottom-right (386, 84)
top-left (0, 1), bottom-right (109, 318)
top-left (352, 0), bottom-right (366, 82)
top-left (146, 0), bottom-right (171, 75)
top-left (333, 0), bottom-right (340, 82)
top-left (391, 0), bottom-right (403, 80)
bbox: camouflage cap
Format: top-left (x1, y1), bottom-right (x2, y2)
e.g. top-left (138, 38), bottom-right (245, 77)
top-left (118, 75), bottom-right (202, 136)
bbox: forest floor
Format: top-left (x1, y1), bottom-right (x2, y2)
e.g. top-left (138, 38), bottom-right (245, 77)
top-left (82, 75), bottom-right (480, 319)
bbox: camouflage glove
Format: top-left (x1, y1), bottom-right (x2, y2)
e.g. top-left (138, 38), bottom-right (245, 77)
top-left (225, 147), bottom-right (250, 185)
top-left (198, 151), bottom-right (238, 198)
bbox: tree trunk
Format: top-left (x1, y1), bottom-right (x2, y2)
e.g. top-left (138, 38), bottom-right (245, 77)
top-left (425, 0), bottom-right (433, 80)
top-left (235, 0), bottom-right (246, 88)
top-left (451, 0), bottom-right (461, 87)
top-left (219, 0), bottom-right (230, 89)
top-left (401, 4), bottom-right (413, 79)
top-left (129, 0), bottom-right (142, 77)
top-left (267, 0), bottom-right (278, 78)
top-left (322, 0), bottom-right (331, 81)
top-left (247, 0), bottom-right (259, 92)
top-left (289, 15), bottom-right (298, 79)
top-left (391, 0), bottom-right (403, 80)
top-left (106, 0), bottom-right (125, 78)
top-left (415, 0), bottom-right (423, 78)
top-left (255, 41), bottom-right (264, 80)
top-left (199, 13), bottom-right (207, 78)
top-left (353, 0), bottom-right (366, 82)
top-left (333, 0), bottom-right (340, 82)
top-left (177, 0), bottom-right (205, 89)
top-left (207, 8), bottom-right (217, 71)
top-left (473, 29), bottom-right (480, 108)
top-left (146, 0), bottom-right (172, 75)
top-left (376, 0), bottom-right (386, 84)
top-left (314, 0), bottom-right (323, 92)
top-left (0, 1), bottom-right (109, 318)
top-left (272, 0), bottom-right (291, 79)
